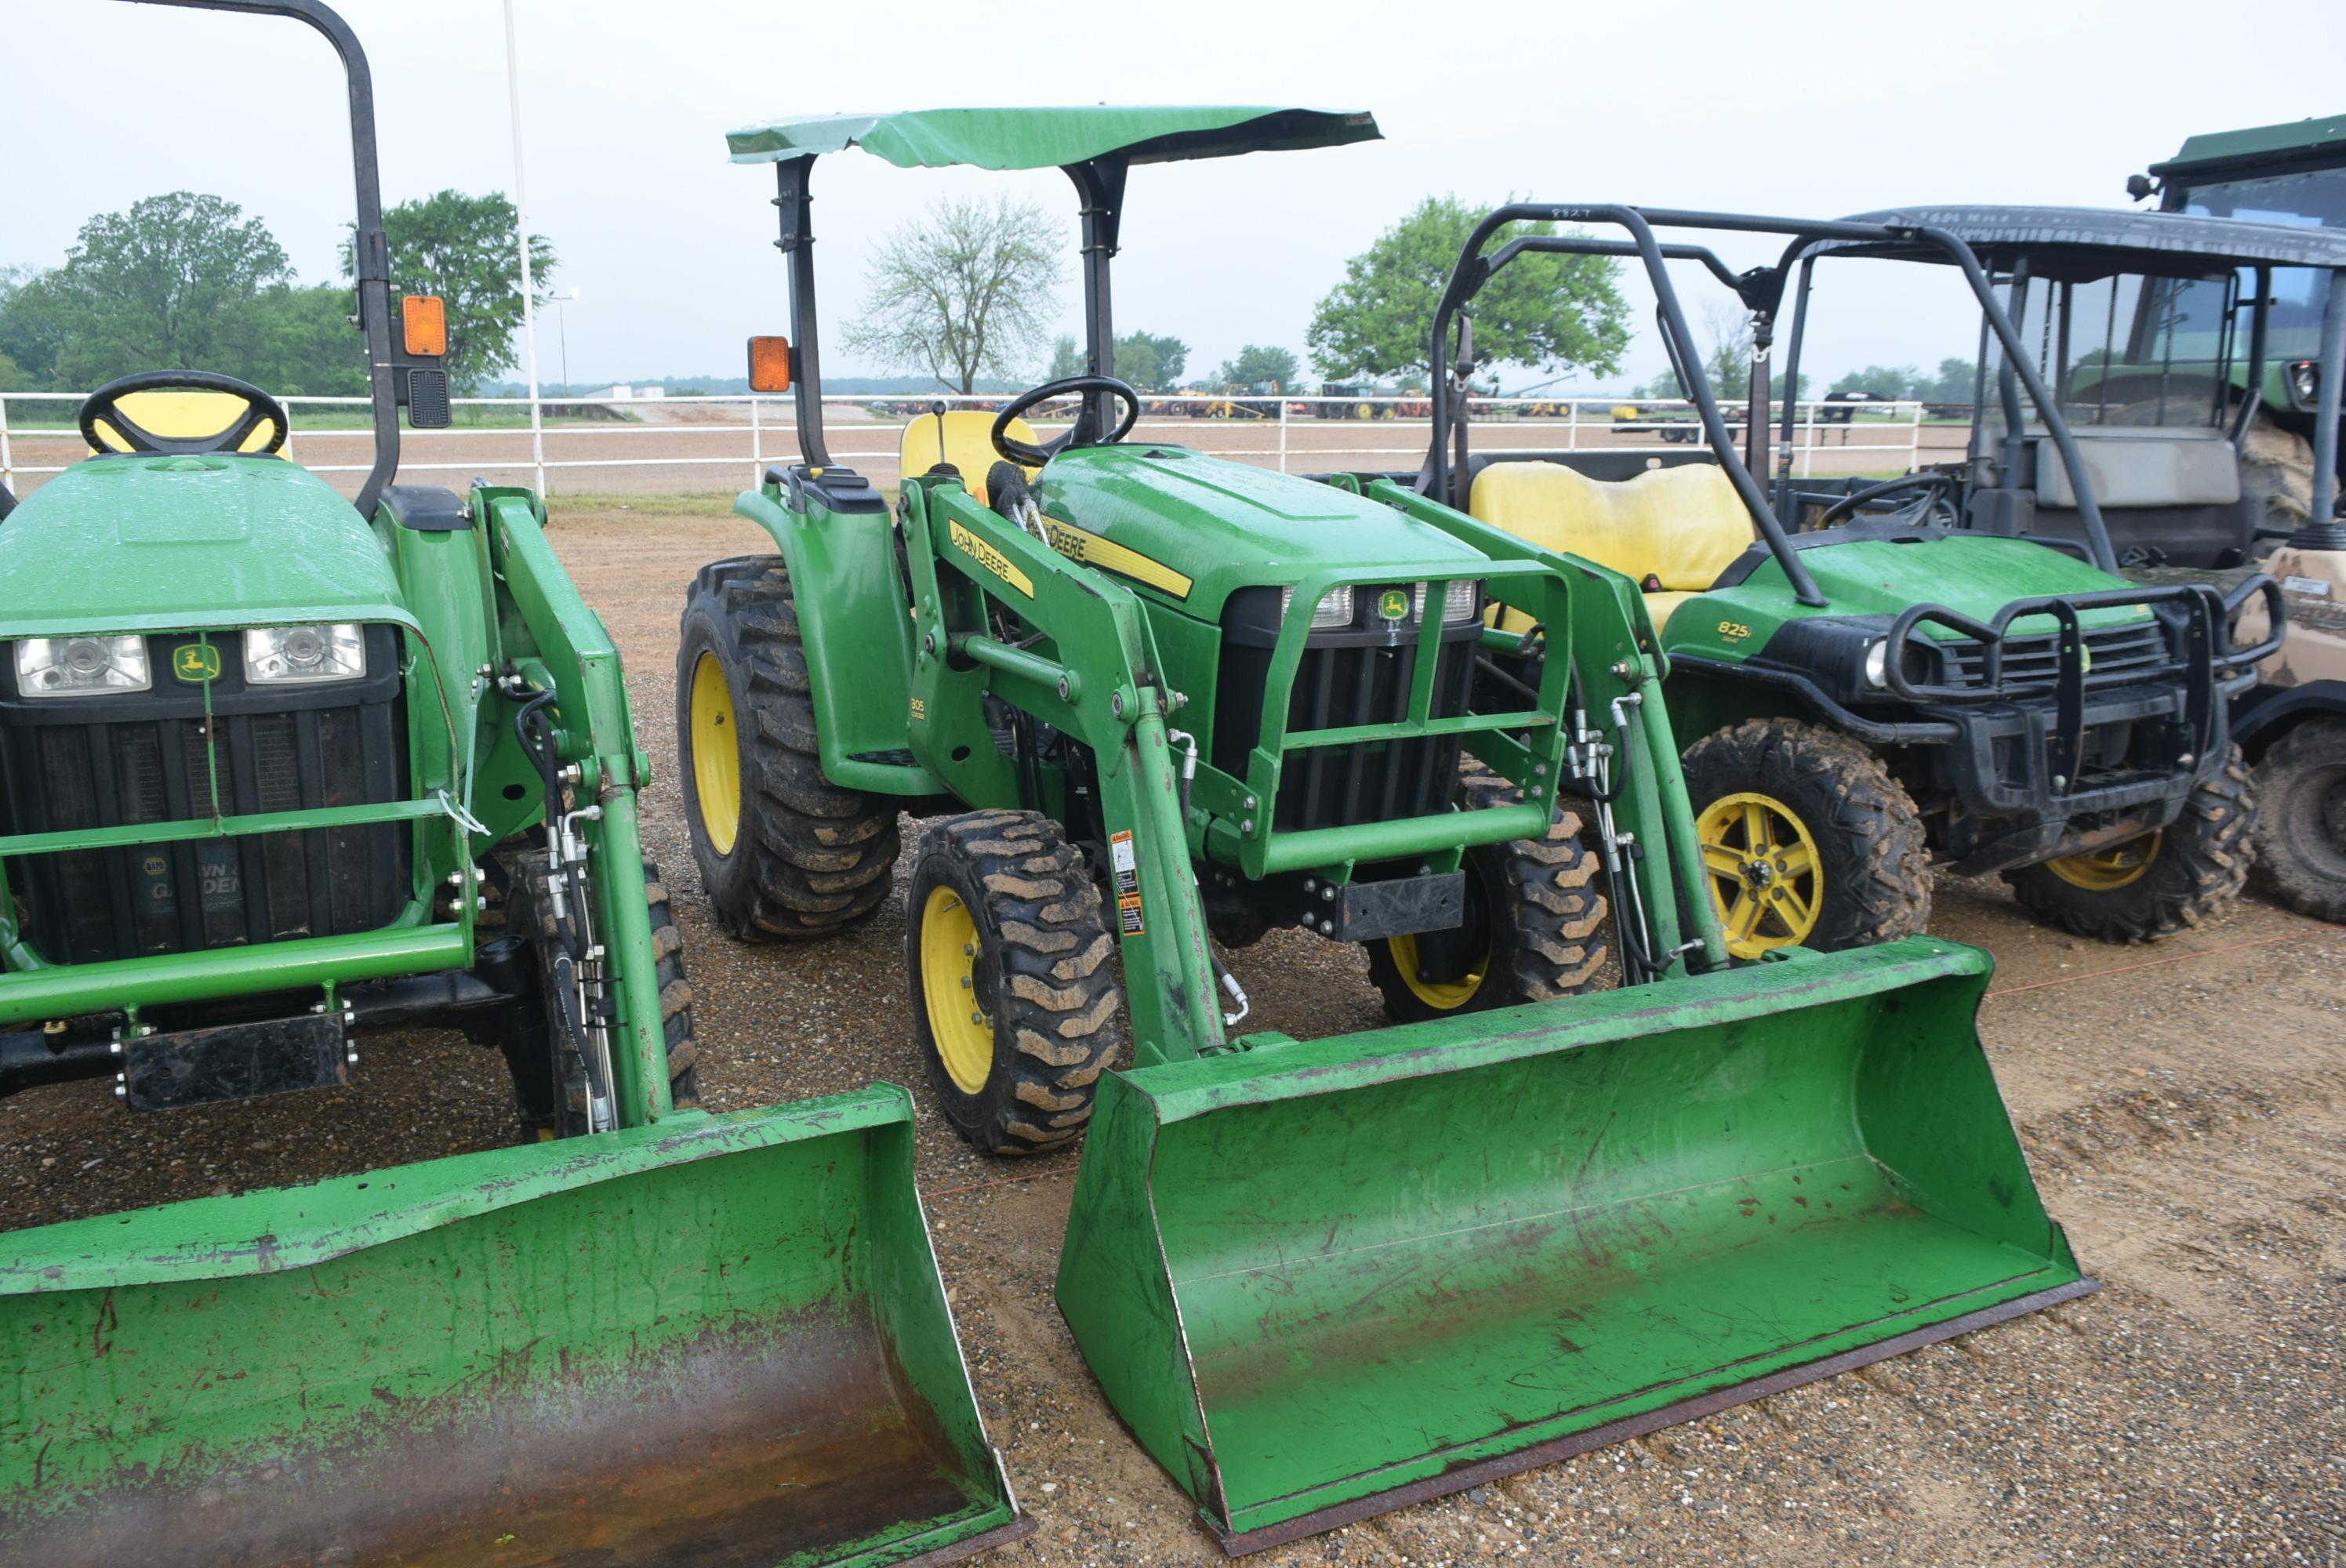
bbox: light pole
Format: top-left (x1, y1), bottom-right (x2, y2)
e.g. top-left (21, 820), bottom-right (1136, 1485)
top-left (551, 287), bottom-right (581, 394)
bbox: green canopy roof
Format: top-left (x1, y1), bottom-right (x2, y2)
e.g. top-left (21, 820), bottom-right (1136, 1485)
top-left (726, 106), bottom-right (1379, 170)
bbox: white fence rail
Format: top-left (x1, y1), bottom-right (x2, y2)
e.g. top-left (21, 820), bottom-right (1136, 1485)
top-left (0, 390), bottom-right (1941, 499)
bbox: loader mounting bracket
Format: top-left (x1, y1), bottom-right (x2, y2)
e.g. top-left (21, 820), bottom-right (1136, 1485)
top-left (1273, 870), bottom-right (1467, 942)
top-left (122, 1011), bottom-right (349, 1111)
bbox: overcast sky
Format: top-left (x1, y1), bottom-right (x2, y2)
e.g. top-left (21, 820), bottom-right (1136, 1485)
top-left (12, 0), bottom-right (2345, 393)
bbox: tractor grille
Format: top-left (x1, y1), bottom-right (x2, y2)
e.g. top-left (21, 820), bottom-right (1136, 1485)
top-left (1215, 635), bottom-right (1479, 835)
top-left (1936, 620), bottom-right (2172, 690)
top-left (0, 627), bottom-right (410, 967)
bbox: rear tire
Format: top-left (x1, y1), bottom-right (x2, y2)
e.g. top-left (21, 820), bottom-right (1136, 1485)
top-left (507, 853), bottom-right (699, 1139)
top-left (677, 557), bottom-right (899, 941)
top-left (1364, 765), bottom-right (1609, 1023)
top-left (906, 811), bottom-right (1121, 1155)
top-left (2250, 719), bottom-right (2346, 923)
top-left (1681, 719), bottom-right (1930, 956)
top-left (2005, 747), bottom-right (2256, 942)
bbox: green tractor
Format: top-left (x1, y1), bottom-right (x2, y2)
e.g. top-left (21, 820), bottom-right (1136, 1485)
top-left (680, 110), bottom-right (2090, 1553)
top-left (1425, 205), bottom-right (2283, 955)
top-left (0, 8), bottom-right (1028, 1566)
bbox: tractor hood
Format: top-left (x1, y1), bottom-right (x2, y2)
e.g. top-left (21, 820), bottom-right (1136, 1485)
top-left (1033, 446), bottom-right (1484, 622)
top-left (0, 456), bottom-right (412, 640)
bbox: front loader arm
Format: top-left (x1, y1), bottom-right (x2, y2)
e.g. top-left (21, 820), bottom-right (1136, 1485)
top-left (899, 479), bottom-right (1225, 1068)
top-left (481, 487), bottom-right (675, 1123)
top-left (1367, 478), bottom-right (1727, 975)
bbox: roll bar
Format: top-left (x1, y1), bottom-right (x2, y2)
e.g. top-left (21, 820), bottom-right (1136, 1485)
top-left (1425, 205), bottom-right (2124, 605)
top-left (121, 0), bottom-right (404, 518)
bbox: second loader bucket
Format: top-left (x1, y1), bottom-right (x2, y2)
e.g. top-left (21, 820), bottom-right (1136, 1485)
top-left (0, 1087), bottom-right (1031, 1568)
top-left (1058, 938), bottom-right (2093, 1553)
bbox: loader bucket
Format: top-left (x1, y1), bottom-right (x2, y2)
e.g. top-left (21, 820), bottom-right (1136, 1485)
top-left (1058, 938), bottom-right (2092, 1553)
top-left (0, 1087), bottom-right (1032, 1568)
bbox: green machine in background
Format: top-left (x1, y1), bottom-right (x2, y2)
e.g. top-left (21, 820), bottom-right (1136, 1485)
top-left (681, 111), bottom-right (2090, 1554)
top-left (0, 7), bottom-right (1028, 1566)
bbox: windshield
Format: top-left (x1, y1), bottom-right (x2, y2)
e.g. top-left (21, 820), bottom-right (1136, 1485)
top-left (2174, 165), bottom-right (2346, 358)
top-left (1992, 268), bottom-right (2237, 428)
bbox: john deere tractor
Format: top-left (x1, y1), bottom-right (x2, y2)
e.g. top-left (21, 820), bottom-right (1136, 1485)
top-left (681, 111), bottom-right (2091, 1554)
top-left (1423, 204), bottom-right (2283, 954)
top-left (0, 9), bottom-right (1029, 1567)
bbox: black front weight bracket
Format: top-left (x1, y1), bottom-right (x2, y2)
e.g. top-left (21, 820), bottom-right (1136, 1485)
top-left (121, 1012), bottom-right (349, 1112)
top-left (1279, 871), bottom-right (1469, 942)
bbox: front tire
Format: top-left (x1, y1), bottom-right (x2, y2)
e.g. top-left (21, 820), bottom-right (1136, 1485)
top-left (2006, 748), bottom-right (2256, 942)
top-left (677, 557), bottom-right (900, 941)
top-left (2250, 718), bottom-right (2346, 923)
top-left (1364, 766), bottom-right (1609, 1023)
top-left (906, 811), bottom-right (1121, 1155)
top-left (1681, 719), bottom-right (1930, 956)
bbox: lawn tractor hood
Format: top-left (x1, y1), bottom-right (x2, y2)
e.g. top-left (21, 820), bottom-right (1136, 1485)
top-left (0, 456), bottom-right (409, 641)
top-left (1033, 445), bottom-right (1486, 622)
top-left (1717, 532), bottom-right (2158, 639)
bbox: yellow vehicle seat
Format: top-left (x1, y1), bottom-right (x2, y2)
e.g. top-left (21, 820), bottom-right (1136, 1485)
top-left (1469, 460), bottom-right (1756, 631)
top-left (899, 410), bottom-right (1041, 507)
top-left (85, 390), bottom-right (285, 456)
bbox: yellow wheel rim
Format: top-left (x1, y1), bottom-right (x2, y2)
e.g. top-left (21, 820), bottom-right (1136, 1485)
top-left (920, 886), bottom-right (994, 1094)
top-left (2046, 833), bottom-right (2161, 891)
top-left (1387, 931), bottom-right (1490, 1011)
top-left (1696, 790), bottom-right (1825, 960)
top-left (688, 652), bottom-right (741, 857)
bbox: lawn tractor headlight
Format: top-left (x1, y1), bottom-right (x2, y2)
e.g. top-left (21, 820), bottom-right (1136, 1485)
top-left (2290, 359), bottom-right (2319, 410)
top-left (1279, 584), bottom-right (1355, 630)
top-left (1862, 637), bottom-right (1890, 690)
top-left (1440, 579), bottom-right (1484, 623)
top-left (14, 635), bottom-right (151, 698)
top-left (245, 623), bottom-right (366, 684)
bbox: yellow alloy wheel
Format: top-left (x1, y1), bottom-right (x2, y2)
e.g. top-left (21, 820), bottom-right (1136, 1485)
top-left (1386, 931), bottom-right (1490, 1011)
top-left (2045, 833), bottom-right (2162, 891)
top-left (688, 652), bottom-right (741, 856)
top-left (1696, 790), bottom-right (1825, 960)
top-left (921, 886), bottom-right (994, 1094)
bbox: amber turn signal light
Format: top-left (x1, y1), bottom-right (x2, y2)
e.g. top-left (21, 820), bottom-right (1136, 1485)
top-left (401, 295), bottom-right (448, 358)
top-left (747, 336), bottom-right (792, 394)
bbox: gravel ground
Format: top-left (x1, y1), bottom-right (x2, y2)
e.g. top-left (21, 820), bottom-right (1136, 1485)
top-left (3, 499), bottom-right (2341, 1566)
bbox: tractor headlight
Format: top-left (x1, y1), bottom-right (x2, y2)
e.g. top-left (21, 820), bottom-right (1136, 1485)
top-left (1440, 579), bottom-right (1483, 623)
top-left (14, 635), bottom-right (151, 698)
top-left (1280, 584), bottom-right (1355, 630)
top-left (1861, 638), bottom-right (1890, 690)
top-left (2290, 359), bottom-right (2319, 409)
top-left (245, 623), bottom-right (366, 684)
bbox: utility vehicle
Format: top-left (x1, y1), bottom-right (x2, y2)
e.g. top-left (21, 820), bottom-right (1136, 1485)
top-left (0, 9), bottom-right (1028, 1566)
top-left (681, 109), bottom-right (2088, 1553)
top-left (1419, 205), bottom-right (2282, 953)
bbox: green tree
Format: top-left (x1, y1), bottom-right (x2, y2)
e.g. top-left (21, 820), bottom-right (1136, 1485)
top-left (265, 283), bottom-right (369, 396)
top-left (346, 189), bottom-right (555, 395)
top-left (1047, 333), bottom-right (1084, 381)
top-left (1699, 303), bottom-right (1753, 401)
top-left (1829, 364), bottom-right (1920, 398)
top-left (1308, 195), bottom-right (1629, 383)
top-left (1113, 329), bottom-right (1186, 390)
top-left (844, 195), bottom-right (1061, 394)
top-left (1916, 357), bottom-right (1978, 403)
top-left (1215, 343), bottom-right (1299, 389)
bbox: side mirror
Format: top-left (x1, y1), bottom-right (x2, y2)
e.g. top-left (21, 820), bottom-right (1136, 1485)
top-left (2125, 172), bottom-right (2156, 202)
top-left (748, 336), bottom-right (792, 394)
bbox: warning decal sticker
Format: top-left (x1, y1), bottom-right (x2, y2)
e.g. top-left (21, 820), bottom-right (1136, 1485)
top-left (1109, 829), bottom-right (1145, 937)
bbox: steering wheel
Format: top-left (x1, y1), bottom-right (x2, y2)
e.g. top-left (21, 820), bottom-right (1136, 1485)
top-left (991, 376), bottom-right (1141, 468)
top-left (1812, 470), bottom-right (1960, 530)
top-left (78, 370), bottom-right (290, 458)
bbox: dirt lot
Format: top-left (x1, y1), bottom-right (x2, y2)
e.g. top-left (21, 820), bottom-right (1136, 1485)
top-left (4, 501), bottom-right (2341, 1567)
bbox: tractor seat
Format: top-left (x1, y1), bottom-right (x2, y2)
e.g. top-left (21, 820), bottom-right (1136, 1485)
top-left (1469, 460), bottom-right (1756, 631)
top-left (899, 410), bottom-right (1041, 507)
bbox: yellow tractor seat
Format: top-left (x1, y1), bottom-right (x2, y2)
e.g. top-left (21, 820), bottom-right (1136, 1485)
top-left (899, 410), bottom-right (1041, 507)
top-left (86, 390), bottom-right (286, 456)
top-left (1469, 460), bottom-right (1756, 632)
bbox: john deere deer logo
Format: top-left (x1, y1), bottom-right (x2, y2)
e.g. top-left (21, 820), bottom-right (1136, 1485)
top-left (1376, 588), bottom-right (1411, 622)
top-left (172, 644), bottom-right (221, 683)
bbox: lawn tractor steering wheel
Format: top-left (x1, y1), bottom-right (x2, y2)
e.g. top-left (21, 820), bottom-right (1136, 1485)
top-left (78, 370), bottom-right (290, 458)
top-left (1812, 470), bottom-right (1961, 530)
top-left (992, 376), bottom-right (1141, 468)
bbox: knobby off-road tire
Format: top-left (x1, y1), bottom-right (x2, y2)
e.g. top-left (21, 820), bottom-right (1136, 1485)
top-left (507, 853), bottom-right (699, 1139)
top-left (677, 557), bottom-right (899, 940)
top-left (1681, 719), bottom-right (1932, 956)
top-left (2250, 718), bottom-right (2346, 923)
top-left (906, 811), bottom-right (1121, 1155)
top-left (1365, 764), bottom-right (1609, 1024)
top-left (2006, 748), bottom-right (2257, 942)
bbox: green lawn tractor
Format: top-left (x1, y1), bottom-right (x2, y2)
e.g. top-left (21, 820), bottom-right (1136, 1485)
top-left (1423, 205), bottom-right (2282, 955)
top-left (0, 8), bottom-right (1028, 1566)
top-left (681, 110), bottom-right (2090, 1554)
